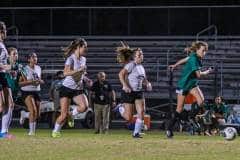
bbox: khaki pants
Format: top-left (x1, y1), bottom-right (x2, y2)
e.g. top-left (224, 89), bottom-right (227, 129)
top-left (94, 103), bottom-right (110, 133)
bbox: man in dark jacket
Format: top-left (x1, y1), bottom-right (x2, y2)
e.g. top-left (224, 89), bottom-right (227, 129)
top-left (91, 72), bottom-right (116, 134)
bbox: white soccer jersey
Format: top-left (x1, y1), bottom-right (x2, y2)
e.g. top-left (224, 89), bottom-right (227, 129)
top-left (0, 42), bottom-right (8, 72)
top-left (62, 54), bottom-right (86, 90)
top-left (21, 65), bottom-right (42, 91)
top-left (124, 61), bottom-right (146, 91)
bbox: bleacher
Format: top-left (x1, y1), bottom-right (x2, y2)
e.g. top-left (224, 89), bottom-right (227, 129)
top-left (5, 36), bottom-right (240, 104)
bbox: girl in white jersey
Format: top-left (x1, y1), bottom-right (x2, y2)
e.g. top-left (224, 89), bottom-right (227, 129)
top-left (0, 21), bottom-right (15, 139)
top-left (117, 46), bottom-right (152, 138)
top-left (19, 53), bottom-right (44, 135)
top-left (52, 38), bottom-right (89, 138)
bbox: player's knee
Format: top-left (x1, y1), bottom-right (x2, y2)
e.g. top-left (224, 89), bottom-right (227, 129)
top-left (77, 105), bottom-right (88, 113)
top-left (197, 99), bottom-right (204, 107)
top-left (125, 114), bottom-right (132, 121)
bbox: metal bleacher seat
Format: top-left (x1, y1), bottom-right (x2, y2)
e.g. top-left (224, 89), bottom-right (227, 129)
top-left (5, 35), bottom-right (240, 101)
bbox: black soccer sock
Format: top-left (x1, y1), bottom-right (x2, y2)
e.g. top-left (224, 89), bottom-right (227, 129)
top-left (166, 111), bottom-right (181, 131)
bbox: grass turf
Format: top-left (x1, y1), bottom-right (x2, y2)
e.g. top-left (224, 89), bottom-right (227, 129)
top-left (0, 129), bottom-right (239, 160)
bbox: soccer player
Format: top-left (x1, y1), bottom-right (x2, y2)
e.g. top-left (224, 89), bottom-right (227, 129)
top-left (114, 43), bottom-right (135, 123)
top-left (19, 53), bottom-right (44, 135)
top-left (166, 41), bottom-right (213, 138)
top-left (117, 45), bottom-right (152, 138)
top-left (52, 38), bottom-right (89, 138)
top-left (6, 47), bottom-right (22, 101)
top-left (0, 21), bottom-right (15, 139)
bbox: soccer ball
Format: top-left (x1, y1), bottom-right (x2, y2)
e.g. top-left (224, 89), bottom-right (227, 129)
top-left (222, 127), bottom-right (237, 141)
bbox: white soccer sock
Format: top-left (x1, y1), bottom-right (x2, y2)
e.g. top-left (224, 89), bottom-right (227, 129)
top-left (1, 107), bottom-right (13, 133)
top-left (7, 108), bottom-right (13, 131)
top-left (29, 122), bottom-right (34, 134)
top-left (53, 122), bottom-right (62, 132)
top-left (141, 120), bottom-right (145, 130)
top-left (33, 122), bottom-right (36, 133)
top-left (72, 107), bottom-right (79, 117)
top-left (119, 105), bottom-right (125, 117)
top-left (1, 113), bottom-right (8, 133)
top-left (133, 118), bottom-right (143, 135)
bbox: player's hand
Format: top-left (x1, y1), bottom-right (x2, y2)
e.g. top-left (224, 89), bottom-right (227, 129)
top-left (146, 82), bottom-right (152, 91)
top-left (112, 101), bottom-right (116, 107)
top-left (123, 85), bottom-right (131, 93)
top-left (39, 79), bottom-right (44, 84)
top-left (78, 66), bottom-right (86, 72)
top-left (208, 67), bottom-right (214, 73)
top-left (32, 80), bottom-right (40, 86)
top-left (168, 64), bottom-right (176, 71)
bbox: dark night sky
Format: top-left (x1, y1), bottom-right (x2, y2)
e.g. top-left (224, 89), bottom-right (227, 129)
top-left (0, 0), bottom-right (240, 7)
top-left (1, 0), bottom-right (240, 35)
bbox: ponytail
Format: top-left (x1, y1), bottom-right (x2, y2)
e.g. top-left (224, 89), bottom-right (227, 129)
top-left (62, 38), bottom-right (86, 58)
top-left (188, 41), bottom-right (208, 53)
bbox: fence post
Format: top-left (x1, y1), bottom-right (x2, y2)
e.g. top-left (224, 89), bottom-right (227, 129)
top-left (169, 69), bottom-right (174, 112)
top-left (214, 61), bottom-right (219, 98)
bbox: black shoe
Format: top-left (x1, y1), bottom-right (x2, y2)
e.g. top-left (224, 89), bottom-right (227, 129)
top-left (166, 130), bottom-right (174, 138)
top-left (132, 133), bottom-right (143, 138)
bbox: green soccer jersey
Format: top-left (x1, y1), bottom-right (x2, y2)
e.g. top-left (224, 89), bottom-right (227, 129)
top-left (177, 53), bottom-right (202, 92)
top-left (5, 63), bottom-right (21, 99)
top-left (210, 103), bottom-right (229, 119)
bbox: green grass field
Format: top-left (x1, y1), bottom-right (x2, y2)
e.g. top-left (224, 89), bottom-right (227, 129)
top-left (0, 129), bottom-right (240, 160)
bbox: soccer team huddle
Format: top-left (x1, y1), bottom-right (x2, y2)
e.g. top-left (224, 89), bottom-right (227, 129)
top-left (0, 21), bottom-right (213, 139)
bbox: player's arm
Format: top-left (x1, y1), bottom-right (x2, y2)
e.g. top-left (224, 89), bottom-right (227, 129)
top-left (168, 57), bottom-right (189, 70)
top-left (197, 67), bottom-right (213, 78)
top-left (18, 75), bottom-right (35, 87)
top-left (195, 67), bottom-right (213, 78)
top-left (0, 63), bottom-right (11, 71)
top-left (63, 65), bottom-right (85, 77)
top-left (119, 68), bottom-right (131, 93)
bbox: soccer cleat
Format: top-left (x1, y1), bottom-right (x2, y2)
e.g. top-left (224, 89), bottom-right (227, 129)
top-left (0, 132), bottom-right (5, 138)
top-left (166, 130), bottom-right (174, 138)
top-left (139, 132), bottom-right (146, 135)
top-left (52, 131), bottom-right (61, 138)
top-left (19, 110), bottom-right (26, 125)
top-left (67, 115), bottom-right (75, 128)
top-left (0, 132), bottom-right (15, 139)
top-left (5, 133), bottom-right (15, 139)
top-left (28, 132), bottom-right (35, 136)
top-left (132, 133), bottom-right (143, 138)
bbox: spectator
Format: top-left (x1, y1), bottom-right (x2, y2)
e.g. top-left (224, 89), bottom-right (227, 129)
top-left (210, 96), bottom-right (229, 128)
top-left (49, 71), bottom-right (64, 111)
top-left (91, 72), bottom-right (116, 134)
